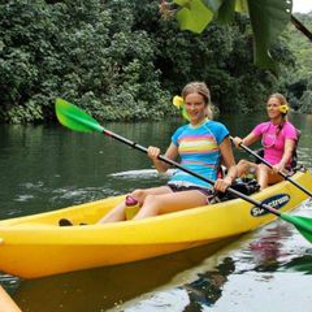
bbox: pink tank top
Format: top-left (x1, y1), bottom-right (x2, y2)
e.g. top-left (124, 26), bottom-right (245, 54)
top-left (252, 121), bottom-right (298, 165)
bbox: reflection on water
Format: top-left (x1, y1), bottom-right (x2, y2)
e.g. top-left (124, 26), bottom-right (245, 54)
top-left (181, 257), bottom-right (235, 310)
top-left (247, 225), bottom-right (291, 273)
top-left (107, 202), bottom-right (312, 312)
top-left (281, 254), bottom-right (312, 274)
top-left (13, 239), bottom-right (236, 312)
top-left (0, 113), bottom-right (312, 311)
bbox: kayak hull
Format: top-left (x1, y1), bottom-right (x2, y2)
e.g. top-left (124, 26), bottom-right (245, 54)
top-left (0, 169), bottom-right (311, 279)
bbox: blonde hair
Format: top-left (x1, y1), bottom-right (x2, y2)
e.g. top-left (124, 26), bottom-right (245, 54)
top-left (269, 93), bottom-right (288, 106)
top-left (182, 82), bottom-right (213, 119)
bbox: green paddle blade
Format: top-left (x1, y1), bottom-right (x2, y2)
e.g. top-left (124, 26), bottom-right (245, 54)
top-left (55, 98), bottom-right (104, 133)
top-left (280, 213), bottom-right (312, 243)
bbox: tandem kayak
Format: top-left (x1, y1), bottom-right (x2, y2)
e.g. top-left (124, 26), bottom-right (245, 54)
top-left (0, 169), bottom-right (311, 279)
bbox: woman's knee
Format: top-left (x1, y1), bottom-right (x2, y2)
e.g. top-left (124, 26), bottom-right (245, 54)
top-left (258, 163), bottom-right (269, 173)
top-left (236, 159), bottom-right (251, 175)
top-left (131, 189), bottom-right (147, 203)
top-left (237, 159), bottom-right (250, 167)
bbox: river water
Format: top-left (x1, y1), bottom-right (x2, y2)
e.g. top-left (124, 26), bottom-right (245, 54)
top-left (0, 112), bottom-right (312, 312)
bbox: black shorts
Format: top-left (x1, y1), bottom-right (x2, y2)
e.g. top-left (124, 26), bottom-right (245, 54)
top-left (167, 183), bottom-right (216, 203)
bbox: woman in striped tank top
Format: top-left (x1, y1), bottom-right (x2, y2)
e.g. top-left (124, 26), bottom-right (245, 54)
top-left (98, 82), bottom-right (237, 223)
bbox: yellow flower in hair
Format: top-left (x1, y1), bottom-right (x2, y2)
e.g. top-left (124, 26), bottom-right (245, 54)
top-left (172, 95), bottom-right (190, 121)
top-left (172, 95), bottom-right (184, 109)
top-left (279, 104), bottom-right (289, 114)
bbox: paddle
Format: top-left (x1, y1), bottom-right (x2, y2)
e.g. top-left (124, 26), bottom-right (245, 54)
top-left (55, 98), bottom-right (312, 243)
top-left (230, 136), bottom-right (312, 198)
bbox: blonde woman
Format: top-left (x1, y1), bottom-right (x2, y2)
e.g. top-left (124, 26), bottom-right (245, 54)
top-left (98, 82), bottom-right (237, 223)
top-left (233, 93), bottom-right (298, 190)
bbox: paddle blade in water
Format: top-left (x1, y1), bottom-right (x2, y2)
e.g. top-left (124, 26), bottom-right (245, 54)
top-left (55, 98), bottom-right (104, 133)
top-left (281, 213), bottom-right (312, 243)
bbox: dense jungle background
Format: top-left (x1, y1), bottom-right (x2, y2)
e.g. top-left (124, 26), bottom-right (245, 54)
top-left (0, 0), bottom-right (311, 123)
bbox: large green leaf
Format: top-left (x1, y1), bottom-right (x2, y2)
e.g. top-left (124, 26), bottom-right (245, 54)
top-left (174, 0), bottom-right (215, 34)
top-left (203, 0), bottom-right (223, 13)
top-left (215, 0), bottom-right (247, 25)
top-left (216, 0), bottom-right (236, 25)
top-left (235, 0), bottom-right (248, 13)
top-left (173, 0), bottom-right (292, 74)
top-left (247, 0), bottom-right (292, 73)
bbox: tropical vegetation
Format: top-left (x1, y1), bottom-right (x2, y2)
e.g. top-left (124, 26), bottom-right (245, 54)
top-left (282, 12), bottom-right (312, 113)
top-left (0, 0), bottom-right (310, 123)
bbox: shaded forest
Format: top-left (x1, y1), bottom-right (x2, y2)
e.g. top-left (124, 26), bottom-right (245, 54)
top-left (0, 1), bottom-right (310, 123)
top-left (282, 12), bottom-right (312, 113)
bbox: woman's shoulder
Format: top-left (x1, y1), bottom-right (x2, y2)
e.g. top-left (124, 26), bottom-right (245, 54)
top-left (175, 123), bottom-right (189, 132)
top-left (206, 119), bottom-right (227, 130)
top-left (253, 121), bottom-right (270, 132)
top-left (284, 121), bottom-right (297, 130)
top-left (257, 120), bottom-right (271, 128)
top-left (205, 120), bottom-right (229, 142)
top-left (282, 121), bottom-right (299, 138)
top-left (172, 124), bottom-right (189, 136)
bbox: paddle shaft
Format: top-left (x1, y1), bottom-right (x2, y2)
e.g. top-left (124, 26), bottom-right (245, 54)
top-left (230, 136), bottom-right (312, 198)
top-left (103, 129), bottom-right (282, 217)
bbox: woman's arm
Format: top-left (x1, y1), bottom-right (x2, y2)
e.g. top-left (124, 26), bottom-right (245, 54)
top-left (147, 142), bottom-right (179, 173)
top-left (220, 137), bottom-right (237, 182)
top-left (273, 138), bottom-right (296, 172)
top-left (214, 136), bottom-right (237, 192)
top-left (233, 132), bottom-right (260, 149)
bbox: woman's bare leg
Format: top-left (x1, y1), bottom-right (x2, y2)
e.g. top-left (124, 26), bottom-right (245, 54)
top-left (258, 163), bottom-right (284, 189)
top-left (133, 190), bottom-right (208, 220)
top-left (257, 164), bottom-right (284, 190)
top-left (97, 186), bottom-right (172, 223)
top-left (236, 159), bottom-right (258, 177)
top-left (257, 163), bottom-right (272, 190)
top-left (267, 170), bottom-right (284, 185)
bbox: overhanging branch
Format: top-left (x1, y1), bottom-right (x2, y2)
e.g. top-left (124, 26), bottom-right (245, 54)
top-left (291, 14), bottom-right (312, 43)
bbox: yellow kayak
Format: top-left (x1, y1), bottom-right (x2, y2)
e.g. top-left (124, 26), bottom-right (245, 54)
top-left (0, 169), bottom-right (311, 279)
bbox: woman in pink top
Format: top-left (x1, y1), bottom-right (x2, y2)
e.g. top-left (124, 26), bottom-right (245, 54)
top-left (233, 93), bottom-right (298, 190)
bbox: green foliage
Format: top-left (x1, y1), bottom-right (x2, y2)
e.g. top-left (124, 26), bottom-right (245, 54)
top-left (299, 90), bottom-right (312, 114)
top-left (154, 12), bottom-right (280, 112)
top-left (278, 12), bottom-right (312, 111)
top-left (172, 0), bottom-right (292, 75)
top-left (298, 79), bottom-right (312, 113)
top-left (287, 13), bottom-right (312, 78)
top-left (0, 0), bottom-right (296, 123)
top-left (0, 0), bottom-right (171, 123)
